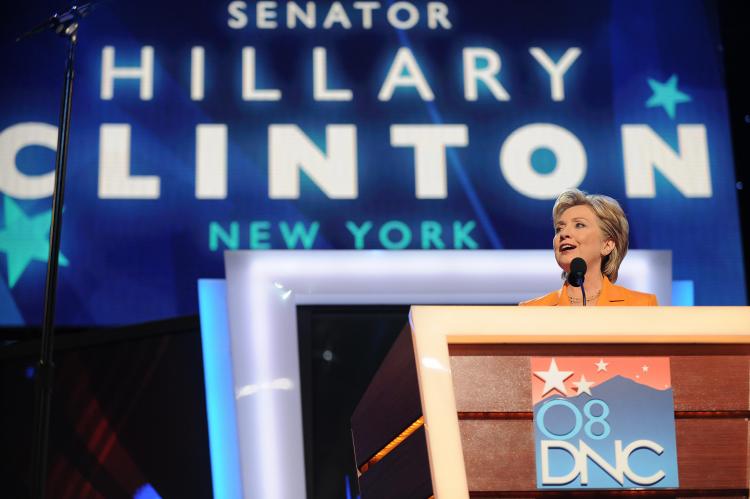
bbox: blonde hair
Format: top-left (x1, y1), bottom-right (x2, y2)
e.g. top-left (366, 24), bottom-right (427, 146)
top-left (553, 189), bottom-right (629, 283)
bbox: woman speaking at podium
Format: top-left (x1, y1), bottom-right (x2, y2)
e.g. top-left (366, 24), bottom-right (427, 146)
top-left (520, 189), bottom-right (658, 307)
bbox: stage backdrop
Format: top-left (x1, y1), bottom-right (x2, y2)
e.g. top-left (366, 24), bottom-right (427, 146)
top-left (0, 0), bottom-right (745, 325)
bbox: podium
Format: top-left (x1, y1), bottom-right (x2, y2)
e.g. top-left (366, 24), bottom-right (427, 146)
top-left (351, 307), bottom-right (750, 498)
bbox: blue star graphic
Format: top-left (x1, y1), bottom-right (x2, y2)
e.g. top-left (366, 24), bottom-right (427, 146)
top-left (0, 196), bottom-right (68, 288)
top-left (645, 74), bottom-right (691, 119)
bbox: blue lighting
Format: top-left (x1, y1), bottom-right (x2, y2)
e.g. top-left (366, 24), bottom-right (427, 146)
top-left (198, 279), bottom-right (243, 499)
top-left (671, 280), bottom-right (694, 306)
top-left (345, 474), bottom-right (360, 499)
top-left (133, 483), bottom-right (162, 499)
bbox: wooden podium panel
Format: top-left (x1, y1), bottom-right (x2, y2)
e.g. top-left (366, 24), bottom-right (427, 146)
top-left (452, 345), bottom-right (750, 494)
top-left (352, 307), bottom-right (750, 499)
top-left (458, 419), bottom-right (749, 494)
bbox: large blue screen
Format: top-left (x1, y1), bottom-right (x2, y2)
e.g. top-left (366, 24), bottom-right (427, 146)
top-left (0, 0), bottom-right (744, 325)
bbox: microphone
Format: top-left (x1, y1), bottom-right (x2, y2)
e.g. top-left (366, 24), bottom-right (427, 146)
top-left (567, 257), bottom-right (587, 305)
top-left (16, 1), bottom-right (100, 42)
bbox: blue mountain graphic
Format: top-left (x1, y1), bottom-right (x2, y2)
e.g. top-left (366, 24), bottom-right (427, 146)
top-left (534, 375), bottom-right (679, 488)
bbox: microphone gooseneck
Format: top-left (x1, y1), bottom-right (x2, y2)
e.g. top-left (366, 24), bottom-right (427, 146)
top-left (568, 257), bottom-right (587, 306)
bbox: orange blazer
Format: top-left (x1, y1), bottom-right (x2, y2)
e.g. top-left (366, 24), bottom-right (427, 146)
top-left (519, 276), bottom-right (658, 306)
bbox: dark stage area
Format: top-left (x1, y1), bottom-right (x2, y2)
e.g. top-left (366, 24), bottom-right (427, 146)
top-left (1, 319), bottom-right (213, 498)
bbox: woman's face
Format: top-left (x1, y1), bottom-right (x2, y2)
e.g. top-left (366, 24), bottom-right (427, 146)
top-left (553, 205), bottom-right (614, 274)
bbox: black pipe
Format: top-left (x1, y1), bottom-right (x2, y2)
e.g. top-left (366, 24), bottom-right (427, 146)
top-left (29, 24), bottom-right (78, 499)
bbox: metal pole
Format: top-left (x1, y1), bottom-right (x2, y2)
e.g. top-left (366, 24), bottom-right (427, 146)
top-left (30, 24), bottom-right (77, 499)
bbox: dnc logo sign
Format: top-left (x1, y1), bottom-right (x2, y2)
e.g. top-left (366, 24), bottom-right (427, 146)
top-left (532, 357), bottom-right (679, 489)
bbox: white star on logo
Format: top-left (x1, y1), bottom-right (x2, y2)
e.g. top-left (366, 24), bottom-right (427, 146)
top-left (595, 359), bottom-right (608, 372)
top-left (572, 375), bottom-right (595, 396)
top-left (642, 365), bottom-right (649, 372)
top-left (534, 359), bottom-right (573, 396)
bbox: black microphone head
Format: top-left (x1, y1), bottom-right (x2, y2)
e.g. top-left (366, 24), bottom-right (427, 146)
top-left (568, 257), bottom-right (587, 287)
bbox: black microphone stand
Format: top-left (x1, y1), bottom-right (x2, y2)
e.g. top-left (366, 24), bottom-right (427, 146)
top-left (581, 281), bottom-right (587, 306)
top-left (17, 3), bottom-right (97, 497)
top-left (569, 275), bottom-right (586, 305)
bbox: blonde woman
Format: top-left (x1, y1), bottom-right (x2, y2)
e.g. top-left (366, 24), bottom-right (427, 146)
top-left (521, 189), bottom-right (657, 307)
